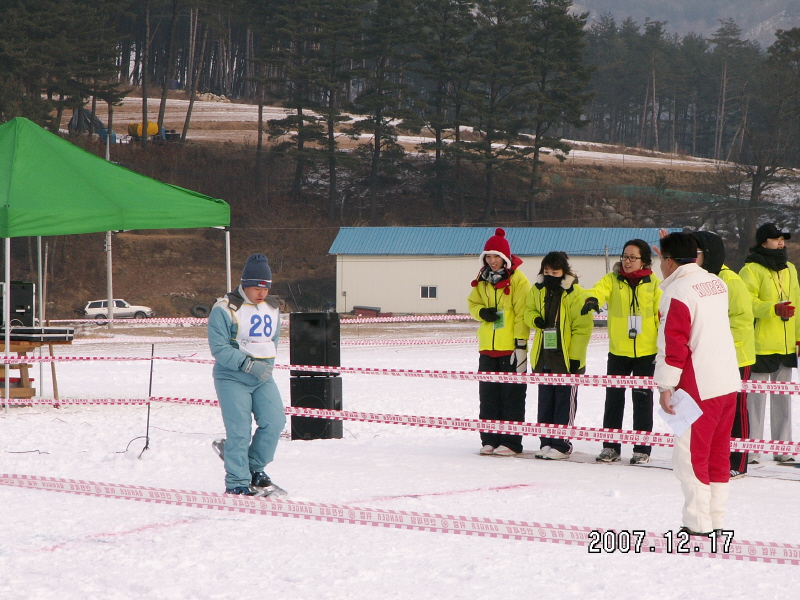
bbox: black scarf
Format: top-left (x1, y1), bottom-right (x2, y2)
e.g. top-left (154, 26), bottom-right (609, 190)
top-left (745, 246), bottom-right (789, 272)
top-left (479, 265), bottom-right (508, 285)
top-left (542, 275), bottom-right (563, 291)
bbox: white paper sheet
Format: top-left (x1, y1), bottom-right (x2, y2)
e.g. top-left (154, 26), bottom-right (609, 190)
top-left (657, 388), bottom-right (704, 437)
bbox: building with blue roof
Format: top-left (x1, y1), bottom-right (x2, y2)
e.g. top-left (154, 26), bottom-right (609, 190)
top-left (329, 227), bottom-right (677, 314)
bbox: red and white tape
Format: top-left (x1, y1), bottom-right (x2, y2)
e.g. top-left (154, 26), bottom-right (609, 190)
top-left (13, 397), bottom-right (799, 456)
top-left (51, 318), bottom-right (210, 324)
top-left (51, 313), bottom-right (608, 326)
top-left (1, 474), bottom-right (796, 566)
top-left (62, 334), bottom-right (608, 349)
top-left (3, 354), bottom-right (799, 395)
top-left (54, 314), bottom-right (472, 325)
top-left (281, 407), bottom-right (800, 456)
top-left (340, 314), bottom-right (472, 324)
top-left (269, 364), bottom-right (800, 396)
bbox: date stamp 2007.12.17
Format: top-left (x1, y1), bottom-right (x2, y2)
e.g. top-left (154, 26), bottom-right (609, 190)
top-left (587, 530), bottom-right (735, 554)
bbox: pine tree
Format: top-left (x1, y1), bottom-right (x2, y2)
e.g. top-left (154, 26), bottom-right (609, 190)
top-left (410, 0), bottom-right (476, 213)
top-left (731, 27), bottom-right (800, 264)
top-left (314, 0), bottom-right (362, 221)
top-left (454, 0), bottom-right (536, 221)
top-left (523, 0), bottom-right (593, 220)
top-left (349, 0), bottom-right (418, 223)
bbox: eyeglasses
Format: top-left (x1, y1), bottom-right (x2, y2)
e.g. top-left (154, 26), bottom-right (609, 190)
top-left (620, 255), bottom-right (642, 262)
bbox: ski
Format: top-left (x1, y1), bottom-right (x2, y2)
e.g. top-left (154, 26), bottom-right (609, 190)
top-left (212, 438), bottom-right (225, 461)
top-left (251, 483), bottom-right (288, 498)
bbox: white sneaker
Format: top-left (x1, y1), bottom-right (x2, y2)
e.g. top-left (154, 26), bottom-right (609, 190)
top-left (534, 446), bottom-right (552, 458)
top-left (542, 448), bottom-right (572, 460)
top-left (493, 445), bottom-right (518, 457)
top-left (541, 447), bottom-right (571, 460)
top-left (480, 445), bottom-right (495, 455)
top-left (774, 455), bottom-right (795, 463)
top-left (730, 469), bottom-right (746, 480)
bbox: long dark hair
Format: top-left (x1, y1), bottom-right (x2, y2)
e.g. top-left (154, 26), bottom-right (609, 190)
top-left (538, 251), bottom-right (576, 278)
top-left (622, 239), bottom-right (652, 268)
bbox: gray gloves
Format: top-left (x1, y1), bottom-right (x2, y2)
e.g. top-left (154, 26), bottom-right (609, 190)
top-left (243, 358), bottom-right (273, 382)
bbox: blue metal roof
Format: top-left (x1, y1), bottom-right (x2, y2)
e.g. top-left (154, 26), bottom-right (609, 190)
top-left (329, 227), bottom-right (681, 257)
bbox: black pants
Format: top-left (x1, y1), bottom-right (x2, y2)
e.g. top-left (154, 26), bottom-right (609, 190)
top-left (602, 353), bottom-right (655, 455)
top-left (730, 366), bottom-right (751, 473)
top-left (478, 354), bottom-right (527, 453)
top-left (537, 377), bottom-right (578, 453)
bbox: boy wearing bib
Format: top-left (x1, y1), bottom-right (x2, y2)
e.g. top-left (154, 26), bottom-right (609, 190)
top-left (208, 254), bottom-right (287, 496)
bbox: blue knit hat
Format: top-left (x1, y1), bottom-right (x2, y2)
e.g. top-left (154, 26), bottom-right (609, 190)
top-left (241, 254), bottom-right (272, 288)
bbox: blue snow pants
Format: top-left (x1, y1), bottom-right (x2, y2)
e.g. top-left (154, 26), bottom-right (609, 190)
top-left (213, 367), bottom-right (286, 489)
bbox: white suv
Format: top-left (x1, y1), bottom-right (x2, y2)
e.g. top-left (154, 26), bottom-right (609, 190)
top-left (83, 299), bottom-right (155, 320)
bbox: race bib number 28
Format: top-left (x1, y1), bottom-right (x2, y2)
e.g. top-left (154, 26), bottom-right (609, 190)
top-left (249, 314), bottom-right (273, 337)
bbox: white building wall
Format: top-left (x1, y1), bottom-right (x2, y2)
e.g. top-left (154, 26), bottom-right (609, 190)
top-left (335, 254), bottom-right (661, 314)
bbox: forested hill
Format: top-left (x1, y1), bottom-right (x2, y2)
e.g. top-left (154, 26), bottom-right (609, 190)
top-left (574, 0), bottom-right (800, 46)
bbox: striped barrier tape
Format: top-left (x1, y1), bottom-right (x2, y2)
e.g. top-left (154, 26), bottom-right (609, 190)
top-left (51, 318), bottom-right (210, 325)
top-left (52, 314), bottom-right (473, 325)
top-left (70, 333), bottom-right (609, 347)
top-left (74, 336), bottom-right (212, 345)
top-left (50, 314), bottom-right (597, 325)
top-left (12, 397), bottom-right (799, 456)
top-left (50, 313), bottom-right (608, 326)
top-left (0, 474), bottom-right (796, 565)
top-left (340, 314), bottom-right (471, 323)
top-left (269, 364), bottom-right (800, 396)
top-left (2, 354), bottom-right (798, 395)
top-left (282, 407), bottom-right (800, 456)
top-left (340, 314), bottom-right (610, 323)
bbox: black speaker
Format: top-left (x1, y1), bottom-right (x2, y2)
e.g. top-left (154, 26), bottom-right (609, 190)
top-left (290, 376), bottom-right (343, 440)
top-left (5, 282), bottom-right (35, 327)
top-left (290, 312), bottom-right (340, 376)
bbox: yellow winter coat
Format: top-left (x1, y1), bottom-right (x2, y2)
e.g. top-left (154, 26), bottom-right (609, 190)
top-left (739, 260), bottom-right (800, 356)
top-left (584, 264), bottom-right (661, 358)
top-left (718, 265), bottom-right (755, 367)
top-left (523, 275), bottom-right (593, 372)
top-left (468, 267), bottom-right (531, 352)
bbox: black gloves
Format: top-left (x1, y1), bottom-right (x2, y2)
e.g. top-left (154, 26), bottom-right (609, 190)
top-left (533, 316), bottom-right (546, 329)
top-left (479, 307), bottom-right (499, 322)
top-left (581, 297), bottom-right (600, 316)
top-left (569, 359), bottom-right (583, 374)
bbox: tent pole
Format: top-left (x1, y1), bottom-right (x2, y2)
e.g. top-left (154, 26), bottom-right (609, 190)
top-left (4, 237), bottom-right (10, 413)
top-left (37, 237), bottom-right (44, 394)
top-left (225, 228), bottom-right (231, 291)
top-left (106, 231), bottom-right (114, 330)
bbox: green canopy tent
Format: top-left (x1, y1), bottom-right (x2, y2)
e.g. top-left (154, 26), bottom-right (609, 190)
top-left (0, 117), bottom-right (231, 404)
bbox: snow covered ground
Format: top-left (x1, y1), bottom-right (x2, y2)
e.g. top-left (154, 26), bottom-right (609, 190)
top-left (2, 322), bottom-right (800, 599)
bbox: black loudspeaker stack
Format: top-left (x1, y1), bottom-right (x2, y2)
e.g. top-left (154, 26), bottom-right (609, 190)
top-left (289, 312), bottom-right (343, 440)
top-left (2, 282), bottom-right (35, 327)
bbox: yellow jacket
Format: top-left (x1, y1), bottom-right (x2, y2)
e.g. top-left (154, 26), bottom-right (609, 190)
top-left (584, 264), bottom-right (661, 357)
top-left (523, 275), bottom-right (593, 372)
top-left (468, 268), bottom-right (531, 352)
top-left (739, 260), bottom-right (800, 356)
top-left (718, 265), bottom-right (755, 367)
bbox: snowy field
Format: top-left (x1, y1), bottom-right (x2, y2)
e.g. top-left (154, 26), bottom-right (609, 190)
top-left (2, 321), bottom-right (800, 600)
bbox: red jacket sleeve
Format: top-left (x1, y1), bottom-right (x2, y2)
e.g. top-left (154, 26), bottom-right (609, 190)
top-left (663, 297), bottom-right (692, 371)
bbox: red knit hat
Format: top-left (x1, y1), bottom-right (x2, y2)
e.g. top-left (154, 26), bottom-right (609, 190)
top-left (479, 228), bottom-right (512, 269)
